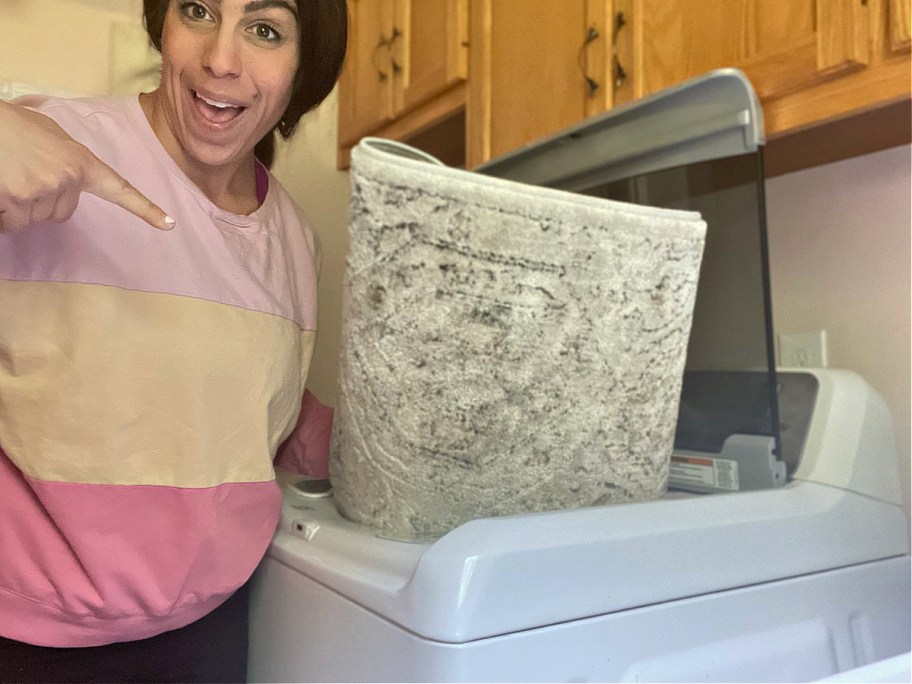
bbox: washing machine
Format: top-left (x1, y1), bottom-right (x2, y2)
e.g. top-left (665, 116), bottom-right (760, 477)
top-left (249, 71), bottom-right (910, 681)
top-left (248, 369), bottom-right (910, 682)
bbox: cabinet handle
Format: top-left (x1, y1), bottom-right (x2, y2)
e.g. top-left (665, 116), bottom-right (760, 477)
top-left (612, 12), bottom-right (628, 89)
top-left (389, 26), bottom-right (403, 74)
top-left (371, 33), bottom-right (391, 81)
top-left (578, 25), bottom-right (601, 97)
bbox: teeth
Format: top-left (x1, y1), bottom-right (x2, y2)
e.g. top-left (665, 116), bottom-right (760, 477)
top-left (198, 93), bottom-right (236, 109)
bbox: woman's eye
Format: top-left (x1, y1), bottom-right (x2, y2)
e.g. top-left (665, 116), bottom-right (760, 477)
top-left (180, 2), bottom-right (211, 20)
top-left (253, 24), bottom-right (281, 42)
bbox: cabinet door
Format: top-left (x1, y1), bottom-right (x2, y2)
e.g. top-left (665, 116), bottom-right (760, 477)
top-left (629, 0), bottom-right (871, 102)
top-left (394, 0), bottom-right (468, 114)
top-left (633, 0), bottom-right (750, 98)
top-left (467, 0), bottom-right (591, 166)
top-left (889, 0), bottom-right (911, 53)
top-left (337, 0), bottom-right (396, 146)
top-left (741, 0), bottom-right (870, 101)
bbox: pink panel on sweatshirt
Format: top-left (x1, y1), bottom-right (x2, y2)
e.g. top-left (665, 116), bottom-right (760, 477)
top-left (0, 450), bottom-right (281, 647)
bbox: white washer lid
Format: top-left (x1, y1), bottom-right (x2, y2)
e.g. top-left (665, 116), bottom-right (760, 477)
top-left (268, 475), bottom-right (908, 644)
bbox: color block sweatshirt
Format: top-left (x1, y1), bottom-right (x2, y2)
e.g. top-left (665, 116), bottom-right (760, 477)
top-left (0, 95), bottom-right (319, 647)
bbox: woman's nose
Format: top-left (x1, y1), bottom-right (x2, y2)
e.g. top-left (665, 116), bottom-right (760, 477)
top-left (202, 29), bottom-right (241, 78)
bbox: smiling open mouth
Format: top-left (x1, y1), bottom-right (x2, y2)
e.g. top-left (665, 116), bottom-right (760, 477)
top-left (193, 90), bottom-right (246, 124)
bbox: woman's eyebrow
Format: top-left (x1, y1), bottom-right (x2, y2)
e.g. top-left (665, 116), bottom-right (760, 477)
top-left (244, 0), bottom-right (298, 18)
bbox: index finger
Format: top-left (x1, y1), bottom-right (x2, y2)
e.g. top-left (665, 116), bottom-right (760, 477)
top-left (84, 157), bottom-right (175, 231)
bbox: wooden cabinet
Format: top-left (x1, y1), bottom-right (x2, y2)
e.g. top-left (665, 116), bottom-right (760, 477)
top-left (396, 0), bottom-right (469, 112)
top-left (743, 0), bottom-right (909, 139)
top-left (625, 0), bottom-right (873, 104)
top-left (598, 0), bottom-right (909, 139)
top-left (340, 1), bottom-right (910, 171)
top-left (740, 0), bottom-right (871, 102)
top-left (337, 0), bottom-right (395, 146)
top-left (467, 0), bottom-right (909, 168)
top-left (466, 0), bottom-right (591, 165)
top-left (337, 0), bottom-right (468, 164)
top-left (890, 0), bottom-right (912, 52)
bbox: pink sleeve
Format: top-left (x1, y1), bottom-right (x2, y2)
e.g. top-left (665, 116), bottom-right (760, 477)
top-left (274, 389), bottom-right (333, 478)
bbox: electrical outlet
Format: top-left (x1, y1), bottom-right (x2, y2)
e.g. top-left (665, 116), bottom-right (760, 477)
top-left (778, 330), bottom-right (828, 368)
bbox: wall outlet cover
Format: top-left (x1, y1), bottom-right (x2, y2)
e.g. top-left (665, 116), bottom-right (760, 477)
top-left (778, 330), bottom-right (828, 368)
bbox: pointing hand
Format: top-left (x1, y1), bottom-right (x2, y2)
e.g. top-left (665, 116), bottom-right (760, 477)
top-left (0, 100), bottom-right (174, 232)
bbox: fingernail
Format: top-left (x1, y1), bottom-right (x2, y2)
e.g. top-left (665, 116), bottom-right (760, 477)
top-left (163, 216), bottom-right (176, 230)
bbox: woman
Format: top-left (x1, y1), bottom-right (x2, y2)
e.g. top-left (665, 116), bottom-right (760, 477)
top-left (0, 0), bottom-right (346, 681)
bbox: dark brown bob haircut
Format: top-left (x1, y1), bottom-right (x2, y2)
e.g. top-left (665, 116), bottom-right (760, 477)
top-left (142, 0), bottom-right (347, 140)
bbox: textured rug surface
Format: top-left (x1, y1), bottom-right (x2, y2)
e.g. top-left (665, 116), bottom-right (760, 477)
top-left (330, 138), bottom-right (706, 541)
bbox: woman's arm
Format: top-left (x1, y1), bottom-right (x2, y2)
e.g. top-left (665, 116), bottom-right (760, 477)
top-left (0, 99), bottom-right (173, 232)
top-left (274, 389), bottom-right (333, 479)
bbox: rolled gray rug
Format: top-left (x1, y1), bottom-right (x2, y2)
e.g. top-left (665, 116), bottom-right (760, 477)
top-left (330, 138), bottom-right (706, 541)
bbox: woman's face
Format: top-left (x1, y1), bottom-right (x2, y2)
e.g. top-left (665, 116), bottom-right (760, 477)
top-left (154, 0), bottom-right (299, 171)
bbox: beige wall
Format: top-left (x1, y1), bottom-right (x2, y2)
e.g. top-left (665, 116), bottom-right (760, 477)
top-left (271, 96), bottom-right (351, 405)
top-left (0, 0), bottom-right (144, 95)
top-left (4, 1), bottom-right (909, 521)
top-left (766, 145), bottom-right (912, 519)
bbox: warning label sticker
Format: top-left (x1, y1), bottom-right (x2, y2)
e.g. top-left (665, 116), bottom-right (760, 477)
top-left (670, 454), bottom-right (740, 491)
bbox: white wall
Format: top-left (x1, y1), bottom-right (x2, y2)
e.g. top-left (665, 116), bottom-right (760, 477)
top-left (765, 145), bottom-right (912, 519)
